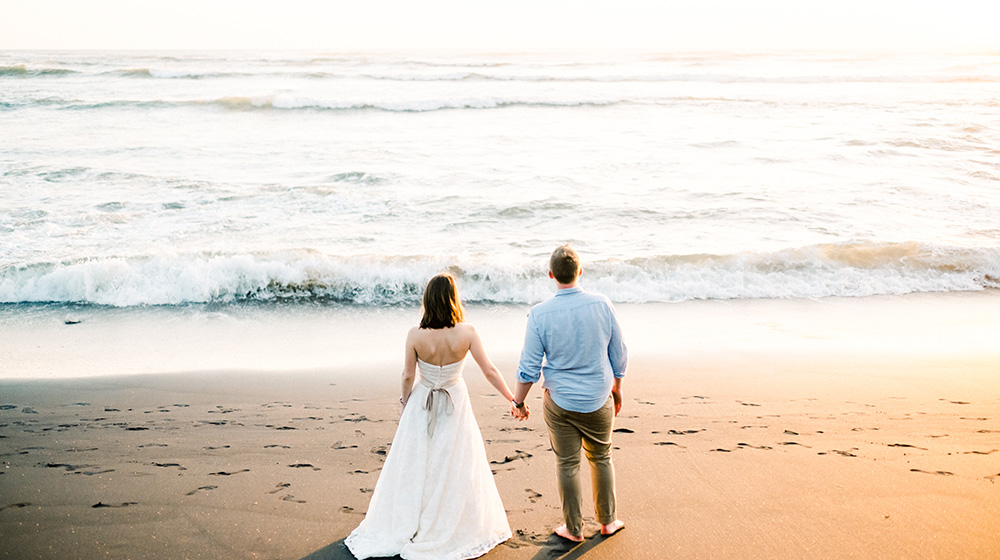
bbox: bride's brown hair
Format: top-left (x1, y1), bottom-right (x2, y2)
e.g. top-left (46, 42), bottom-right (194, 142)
top-left (420, 273), bottom-right (465, 329)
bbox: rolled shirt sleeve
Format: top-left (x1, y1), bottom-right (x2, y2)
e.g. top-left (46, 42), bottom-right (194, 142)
top-left (607, 303), bottom-right (628, 378)
top-left (516, 312), bottom-right (544, 384)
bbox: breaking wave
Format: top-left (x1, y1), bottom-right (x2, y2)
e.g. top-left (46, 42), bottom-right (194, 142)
top-left (2, 242), bottom-right (998, 308)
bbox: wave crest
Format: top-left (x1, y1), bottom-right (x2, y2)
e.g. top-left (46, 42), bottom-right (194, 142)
top-left (1, 243), bottom-right (998, 308)
top-left (0, 65), bottom-right (77, 77)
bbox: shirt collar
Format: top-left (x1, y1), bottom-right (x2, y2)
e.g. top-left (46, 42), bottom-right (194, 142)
top-left (555, 286), bottom-right (582, 296)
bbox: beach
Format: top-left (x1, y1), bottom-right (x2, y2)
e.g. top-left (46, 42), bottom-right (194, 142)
top-left (3, 47), bottom-right (999, 559)
top-left (2, 291), bottom-right (998, 559)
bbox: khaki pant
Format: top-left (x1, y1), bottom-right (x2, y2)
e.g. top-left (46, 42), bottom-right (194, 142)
top-left (543, 391), bottom-right (617, 535)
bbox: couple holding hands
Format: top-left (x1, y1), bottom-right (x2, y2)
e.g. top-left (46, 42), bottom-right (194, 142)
top-left (346, 244), bottom-right (628, 560)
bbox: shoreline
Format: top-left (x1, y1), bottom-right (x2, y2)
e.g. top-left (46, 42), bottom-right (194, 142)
top-left (3, 289), bottom-right (999, 380)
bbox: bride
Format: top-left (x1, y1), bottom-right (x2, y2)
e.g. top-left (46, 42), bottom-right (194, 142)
top-left (346, 273), bottom-right (528, 560)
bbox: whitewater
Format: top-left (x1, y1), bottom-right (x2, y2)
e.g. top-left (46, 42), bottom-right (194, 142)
top-left (2, 50), bottom-right (999, 307)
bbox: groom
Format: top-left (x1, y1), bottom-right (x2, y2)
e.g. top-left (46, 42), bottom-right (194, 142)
top-left (511, 244), bottom-right (627, 541)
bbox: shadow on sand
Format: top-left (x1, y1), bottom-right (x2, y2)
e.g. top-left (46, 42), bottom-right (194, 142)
top-left (299, 539), bottom-right (362, 560)
top-left (299, 533), bottom-right (616, 560)
top-left (526, 532), bottom-right (613, 560)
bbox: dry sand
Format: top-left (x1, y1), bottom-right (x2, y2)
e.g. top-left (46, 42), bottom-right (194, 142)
top-left (2, 292), bottom-right (999, 559)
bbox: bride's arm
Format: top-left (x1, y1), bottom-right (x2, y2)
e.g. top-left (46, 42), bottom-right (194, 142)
top-left (467, 325), bottom-right (516, 403)
top-left (401, 328), bottom-right (418, 405)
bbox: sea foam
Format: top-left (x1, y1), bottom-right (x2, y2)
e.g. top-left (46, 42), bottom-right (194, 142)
top-left (1, 243), bottom-right (997, 308)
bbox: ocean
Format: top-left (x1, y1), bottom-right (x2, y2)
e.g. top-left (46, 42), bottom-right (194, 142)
top-left (2, 50), bottom-right (999, 311)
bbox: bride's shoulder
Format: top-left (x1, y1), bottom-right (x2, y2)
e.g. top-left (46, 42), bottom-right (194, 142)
top-left (405, 325), bottom-right (425, 340)
top-left (455, 322), bottom-right (482, 341)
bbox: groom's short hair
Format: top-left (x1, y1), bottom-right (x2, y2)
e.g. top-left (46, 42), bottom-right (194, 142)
top-left (549, 244), bottom-right (581, 284)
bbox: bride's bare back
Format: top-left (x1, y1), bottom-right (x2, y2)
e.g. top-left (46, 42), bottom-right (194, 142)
top-left (408, 323), bottom-right (476, 366)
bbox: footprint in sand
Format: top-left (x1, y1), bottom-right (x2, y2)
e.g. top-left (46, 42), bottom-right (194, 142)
top-left (612, 428), bottom-right (634, 434)
top-left (666, 429), bottom-right (703, 436)
top-left (504, 529), bottom-right (553, 548)
top-left (46, 463), bottom-right (94, 472)
top-left (153, 462), bottom-right (186, 470)
top-left (0, 503), bottom-right (31, 512)
top-left (185, 486), bottom-right (218, 496)
top-left (78, 469), bottom-right (115, 476)
top-left (525, 489), bottom-right (542, 503)
top-left (92, 502), bottom-right (137, 508)
top-left (289, 463), bottom-right (321, 471)
top-left (737, 443), bottom-right (773, 450)
top-left (267, 483), bottom-right (292, 494)
top-left (264, 444), bottom-right (292, 449)
top-left (282, 495), bottom-right (307, 504)
top-left (17, 446), bottom-right (46, 455)
top-left (819, 449), bottom-right (858, 457)
top-left (210, 469), bottom-right (250, 476)
top-left (910, 469), bottom-right (954, 476)
top-left (491, 451), bottom-right (532, 465)
top-left (888, 443), bottom-right (928, 450)
top-left (209, 406), bottom-right (239, 414)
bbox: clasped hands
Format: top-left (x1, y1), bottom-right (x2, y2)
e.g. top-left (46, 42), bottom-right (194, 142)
top-left (509, 401), bottom-right (530, 421)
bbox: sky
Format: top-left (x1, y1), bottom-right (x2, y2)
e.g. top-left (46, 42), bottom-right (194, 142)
top-left (2, 0), bottom-right (999, 52)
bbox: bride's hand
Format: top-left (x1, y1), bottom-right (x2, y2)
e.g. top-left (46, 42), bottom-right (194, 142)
top-left (511, 402), bottom-right (529, 421)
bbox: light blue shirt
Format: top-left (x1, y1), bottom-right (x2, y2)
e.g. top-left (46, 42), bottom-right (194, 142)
top-left (516, 287), bottom-right (628, 413)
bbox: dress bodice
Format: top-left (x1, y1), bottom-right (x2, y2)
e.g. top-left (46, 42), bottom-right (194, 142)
top-left (417, 357), bottom-right (466, 388)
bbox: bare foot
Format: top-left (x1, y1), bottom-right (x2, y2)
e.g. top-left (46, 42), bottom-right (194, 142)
top-left (600, 519), bottom-right (625, 536)
top-left (554, 524), bottom-right (584, 542)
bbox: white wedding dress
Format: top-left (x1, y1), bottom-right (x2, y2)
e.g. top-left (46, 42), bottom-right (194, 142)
top-left (345, 358), bottom-right (511, 560)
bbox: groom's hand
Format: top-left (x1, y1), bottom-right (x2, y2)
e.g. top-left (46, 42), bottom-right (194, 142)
top-left (510, 402), bottom-right (529, 421)
top-left (611, 389), bottom-right (622, 417)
